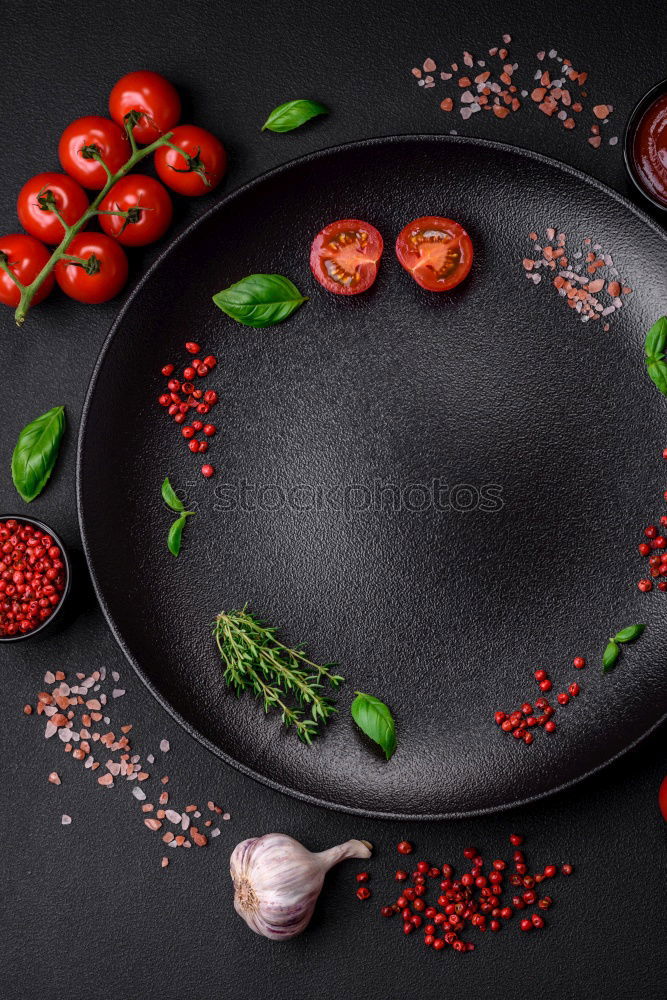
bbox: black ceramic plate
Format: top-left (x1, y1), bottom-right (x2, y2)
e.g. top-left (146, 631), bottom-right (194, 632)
top-left (78, 136), bottom-right (667, 819)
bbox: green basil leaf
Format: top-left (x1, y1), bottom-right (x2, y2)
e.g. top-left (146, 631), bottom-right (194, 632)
top-left (213, 274), bottom-right (307, 328)
top-left (262, 99), bottom-right (328, 133)
top-left (161, 476), bottom-right (184, 512)
top-left (11, 405), bottom-right (66, 503)
top-left (644, 316), bottom-right (667, 360)
top-left (614, 624), bottom-right (646, 644)
top-left (646, 359), bottom-right (667, 396)
top-left (602, 639), bottom-right (620, 673)
top-left (351, 691), bottom-right (397, 760)
top-left (167, 512), bottom-right (193, 557)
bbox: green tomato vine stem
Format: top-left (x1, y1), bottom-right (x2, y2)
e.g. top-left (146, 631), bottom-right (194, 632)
top-left (7, 126), bottom-right (177, 326)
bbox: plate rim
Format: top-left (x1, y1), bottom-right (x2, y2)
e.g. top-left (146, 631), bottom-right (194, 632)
top-left (76, 132), bottom-right (667, 820)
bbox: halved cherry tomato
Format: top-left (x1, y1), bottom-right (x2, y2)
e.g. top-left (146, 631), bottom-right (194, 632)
top-left (109, 71), bottom-right (181, 144)
top-left (310, 219), bottom-right (383, 295)
top-left (395, 216), bottom-right (473, 292)
top-left (58, 116), bottom-right (129, 190)
top-left (55, 233), bottom-right (128, 304)
top-left (659, 775), bottom-right (667, 821)
top-left (17, 172), bottom-right (89, 245)
top-left (99, 175), bottom-right (173, 246)
top-left (0, 234), bottom-right (54, 307)
top-left (154, 125), bottom-right (227, 196)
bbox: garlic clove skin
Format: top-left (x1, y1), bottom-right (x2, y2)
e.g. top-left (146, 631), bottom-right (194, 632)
top-left (230, 834), bottom-right (372, 940)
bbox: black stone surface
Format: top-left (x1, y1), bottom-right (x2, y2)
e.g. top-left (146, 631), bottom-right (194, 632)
top-left (2, 2), bottom-right (666, 997)
top-left (79, 135), bottom-right (667, 817)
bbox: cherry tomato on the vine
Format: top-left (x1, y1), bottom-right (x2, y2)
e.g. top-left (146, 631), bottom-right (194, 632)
top-left (310, 219), bottom-right (384, 295)
top-left (54, 233), bottom-right (128, 304)
top-left (0, 233), bottom-right (54, 307)
top-left (99, 175), bottom-right (173, 247)
top-left (58, 116), bottom-right (129, 190)
top-left (154, 125), bottom-right (227, 196)
top-left (395, 216), bottom-right (473, 292)
top-left (17, 172), bottom-right (89, 245)
top-left (109, 71), bottom-right (181, 144)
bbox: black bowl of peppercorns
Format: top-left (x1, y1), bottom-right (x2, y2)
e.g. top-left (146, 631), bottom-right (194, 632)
top-left (0, 516), bottom-right (71, 641)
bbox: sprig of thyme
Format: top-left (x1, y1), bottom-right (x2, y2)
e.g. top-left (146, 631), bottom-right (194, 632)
top-left (213, 606), bottom-right (344, 744)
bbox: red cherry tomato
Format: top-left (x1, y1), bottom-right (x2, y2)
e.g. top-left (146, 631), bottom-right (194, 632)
top-left (99, 175), bottom-right (173, 247)
top-left (55, 233), bottom-right (128, 304)
top-left (395, 216), bottom-right (473, 292)
top-left (660, 775), bottom-right (667, 821)
top-left (109, 71), bottom-right (181, 144)
top-left (17, 172), bottom-right (89, 245)
top-left (310, 219), bottom-right (384, 295)
top-left (58, 116), bottom-right (129, 190)
top-left (0, 234), bottom-right (54, 307)
top-left (154, 125), bottom-right (227, 196)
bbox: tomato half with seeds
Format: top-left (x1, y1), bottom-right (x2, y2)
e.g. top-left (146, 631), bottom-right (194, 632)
top-left (659, 775), bottom-right (667, 822)
top-left (310, 219), bottom-right (383, 295)
top-left (395, 216), bottom-right (473, 292)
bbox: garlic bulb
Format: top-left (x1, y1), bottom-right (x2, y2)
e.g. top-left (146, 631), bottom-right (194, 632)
top-left (230, 833), bottom-right (372, 940)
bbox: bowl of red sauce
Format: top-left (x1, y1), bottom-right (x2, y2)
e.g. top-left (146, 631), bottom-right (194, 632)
top-left (624, 78), bottom-right (667, 212)
top-left (0, 516), bottom-right (70, 641)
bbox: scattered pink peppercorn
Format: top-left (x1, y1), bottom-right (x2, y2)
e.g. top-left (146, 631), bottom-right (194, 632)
top-left (397, 841), bottom-right (413, 855)
top-left (573, 656), bottom-right (586, 669)
top-left (201, 464), bottom-right (215, 478)
top-left (638, 579), bottom-right (653, 592)
top-left (356, 886), bottom-right (371, 900)
top-left (185, 341), bottom-right (200, 354)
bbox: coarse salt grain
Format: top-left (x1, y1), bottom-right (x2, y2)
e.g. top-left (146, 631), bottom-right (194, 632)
top-left (27, 668), bottom-right (230, 866)
top-left (61, 814), bottom-right (72, 825)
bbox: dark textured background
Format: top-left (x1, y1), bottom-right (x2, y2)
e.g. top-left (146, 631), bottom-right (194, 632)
top-left (1, 1), bottom-right (666, 997)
